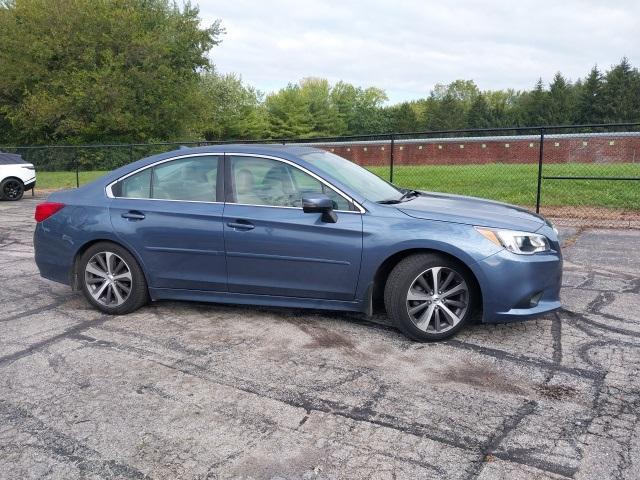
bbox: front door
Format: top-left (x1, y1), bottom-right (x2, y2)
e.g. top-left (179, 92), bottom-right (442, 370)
top-left (109, 154), bottom-right (227, 291)
top-left (223, 155), bottom-right (363, 301)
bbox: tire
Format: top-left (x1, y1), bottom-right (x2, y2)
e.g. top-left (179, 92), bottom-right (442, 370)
top-left (0, 178), bottom-right (24, 201)
top-left (384, 253), bottom-right (478, 341)
top-left (79, 242), bottom-right (149, 315)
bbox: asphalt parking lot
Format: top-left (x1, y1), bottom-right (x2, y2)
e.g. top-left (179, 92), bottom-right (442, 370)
top-left (1, 194), bottom-right (639, 480)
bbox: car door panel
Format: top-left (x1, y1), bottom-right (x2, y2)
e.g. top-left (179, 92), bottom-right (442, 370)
top-left (110, 199), bottom-right (227, 291)
top-left (108, 154), bottom-right (226, 291)
top-left (223, 154), bottom-right (363, 301)
top-left (224, 204), bottom-right (362, 300)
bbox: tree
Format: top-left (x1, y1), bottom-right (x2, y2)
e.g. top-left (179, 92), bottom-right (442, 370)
top-left (517, 79), bottom-right (551, 126)
top-left (198, 72), bottom-right (267, 140)
top-left (465, 94), bottom-right (493, 128)
top-left (575, 66), bottom-right (605, 124)
top-left (329, 81), bottom-right (358, 134)
top-left (331, 83), bottom-right (387, 135)
top-left (423, 92), bottom-right (465, 130)
top-left (431, 80), bottom-right (480, 109)
top-left (547, 72), bottom-right (576, 124)
top-left (0, 0), bottom-right (222, 145)
top-left (384, 103), bottom-right (418, 132)
top-left (484, 89), bottom-right (523, 127)
top-left (601, 58), bottom-right (640, 122)
top-left (2, 7), bottom-right (640, 147)
top-left (299, 78), bottom-right (341, 136)
top-left (265, 84), bottom-right (314, 138)
top-left (420, 80), bottom-right (480, 130)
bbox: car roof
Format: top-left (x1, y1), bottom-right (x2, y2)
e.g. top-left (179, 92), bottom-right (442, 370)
top-left (102, 144), bottom-right (327, 182)
top-left (175, 144), bottom-right (324, 156)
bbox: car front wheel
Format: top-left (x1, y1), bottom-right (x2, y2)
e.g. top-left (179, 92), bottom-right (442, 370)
top-left (0, 178), bottom-right (24, 201)
top-left (384, 253), bottom-right (477, 341)
top-left (79, 242), bottom-right (149, 314)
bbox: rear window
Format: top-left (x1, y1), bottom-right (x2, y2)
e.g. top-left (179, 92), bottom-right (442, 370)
top-left (0, 152), bottom-right (27, 165)
top-left (111, 155), bottom-right (219, 202)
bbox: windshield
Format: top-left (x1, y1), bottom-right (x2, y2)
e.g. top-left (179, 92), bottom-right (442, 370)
top-left (300, 150), bottom-right (401, 202)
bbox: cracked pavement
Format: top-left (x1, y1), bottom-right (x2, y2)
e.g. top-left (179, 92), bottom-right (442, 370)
top-left (1, 194), bottom-right (639, 479)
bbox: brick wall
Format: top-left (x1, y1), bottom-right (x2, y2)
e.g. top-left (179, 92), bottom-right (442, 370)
top-left (310, 133), bottom-right (640, 167)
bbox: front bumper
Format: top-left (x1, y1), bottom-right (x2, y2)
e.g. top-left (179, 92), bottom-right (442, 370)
top-left (24, 178), bottom-right (36, 191)
top-left (475, 247), bottom-right (562, 323)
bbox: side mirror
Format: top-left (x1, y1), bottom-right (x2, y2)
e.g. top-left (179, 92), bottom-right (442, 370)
top-left (302, 194), bottom-right (337, 223)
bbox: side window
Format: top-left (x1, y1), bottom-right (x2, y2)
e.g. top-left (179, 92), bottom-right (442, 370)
top-left (152, 156), bottom-right (218, 202)
top-left (288, 168), bottom-right (351, 211)
top-left (116, 169), bottom-right (151, 198)
top-left (112, 156), bottom-right (218, 202)
top-left (230, 156), bottom-right (351, 210)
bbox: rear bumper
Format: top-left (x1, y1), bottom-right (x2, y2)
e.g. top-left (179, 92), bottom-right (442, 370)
top-left (476, 248), bottom-right (562, 323)
top-left (24, 179), bottom-right (36, 191)
top-left (33, 222), bottom-right (73, 286)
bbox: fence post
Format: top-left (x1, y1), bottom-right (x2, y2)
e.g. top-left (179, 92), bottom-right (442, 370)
top-left (389, 134), bottom-right (395, 183)
top-left (129, 144), bottom-right (134, 164)
top-left (28, 150), bottom-right (34, 196)
top-left (75, 149), bottom-right (80, 188)
top-left (535, 129), bottom-right (544, 213)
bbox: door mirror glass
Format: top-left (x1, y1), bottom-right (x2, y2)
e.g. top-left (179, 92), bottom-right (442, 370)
top-left (302, 194), bottom-right (337, 223)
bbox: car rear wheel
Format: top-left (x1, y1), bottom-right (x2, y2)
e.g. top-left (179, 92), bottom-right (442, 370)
top-left (384, 253), bottom-right (477, 341)
top-left (79, 242), bottom-right (148, 314)
top-left (0, 178), bottom-right (24, 201)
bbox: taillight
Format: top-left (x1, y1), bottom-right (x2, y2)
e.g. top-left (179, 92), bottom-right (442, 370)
top-left (35, 202), bottom-right (65, 222)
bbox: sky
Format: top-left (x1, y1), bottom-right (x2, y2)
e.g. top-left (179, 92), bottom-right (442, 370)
top-left (198, 0), bottom-right (639, 104)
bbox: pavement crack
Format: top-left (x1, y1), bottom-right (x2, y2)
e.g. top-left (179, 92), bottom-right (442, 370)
top-left (0, 400), bottom-right (150, 479)
top-left (563, 308), bottom-right (640, 340)
top-left (0, 293), bottom-right (77, 324)
top-left (0, 315), bottom-right (110, 367)
top-left (446, 339), bottom-right (600, 380)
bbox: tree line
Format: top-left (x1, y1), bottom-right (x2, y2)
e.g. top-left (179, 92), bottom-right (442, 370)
top-left (1, 0), bottom-right (639, 146)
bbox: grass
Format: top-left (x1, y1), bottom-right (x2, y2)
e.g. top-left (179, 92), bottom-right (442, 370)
top-left (369, 163), bottom-right (640, 210)
top-left (35, 163), bottom-right (640, 210)
top-left (36, 171), bottom-right (107, 189)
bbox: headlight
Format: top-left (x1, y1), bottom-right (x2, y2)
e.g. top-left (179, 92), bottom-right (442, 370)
top-left (475, 227), bottom-right (550, 255)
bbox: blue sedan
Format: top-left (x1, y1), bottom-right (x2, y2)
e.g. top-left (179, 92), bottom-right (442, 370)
top-left (33, 145), bottom-right (562, 341)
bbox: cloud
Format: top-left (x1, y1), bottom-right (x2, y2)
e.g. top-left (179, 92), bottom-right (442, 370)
top-left (198, 0), bottom-right (640, 103)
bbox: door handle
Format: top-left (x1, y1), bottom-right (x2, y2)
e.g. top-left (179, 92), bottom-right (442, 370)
top-left (227, 220), bottom-right (254, 231)
top-left (121, 211), bottom-right (145, 220)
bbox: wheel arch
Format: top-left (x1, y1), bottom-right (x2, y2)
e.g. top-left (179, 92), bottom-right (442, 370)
top-left (1, 175), bottom-right (24, 184)
top-left (71, 238), bottom-right (149, 290)
top-left (372, 247), bottom-right (483, 316)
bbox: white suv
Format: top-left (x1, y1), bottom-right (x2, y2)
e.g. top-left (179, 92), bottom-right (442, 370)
top-left (0, 152), bottom-right (36, 201)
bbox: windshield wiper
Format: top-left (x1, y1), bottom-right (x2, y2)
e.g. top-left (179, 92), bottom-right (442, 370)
top-left (377, 190), bottom-right (421, 205)
top-left (398, 189), bottom-right (421, 201)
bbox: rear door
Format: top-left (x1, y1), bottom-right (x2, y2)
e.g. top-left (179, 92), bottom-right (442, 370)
top-left (109, 154), bottom-right (227, 291)
top-left (223, 154), bottom-right (363, 300)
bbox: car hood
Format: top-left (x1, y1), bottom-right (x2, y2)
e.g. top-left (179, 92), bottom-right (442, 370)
top-left (397, 192), bottom-right (546, 232)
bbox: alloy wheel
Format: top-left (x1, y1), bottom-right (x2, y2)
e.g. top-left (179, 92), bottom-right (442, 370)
top-left (3, 180), bottom-right (22, 200)
top-left (84, 251), bottom-right (133, 307)
top-left (406, 266), bottom-right (469, 333)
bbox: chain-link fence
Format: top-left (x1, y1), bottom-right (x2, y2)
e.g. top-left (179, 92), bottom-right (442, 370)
top-left (2, 123), bottom-right (639, 228)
